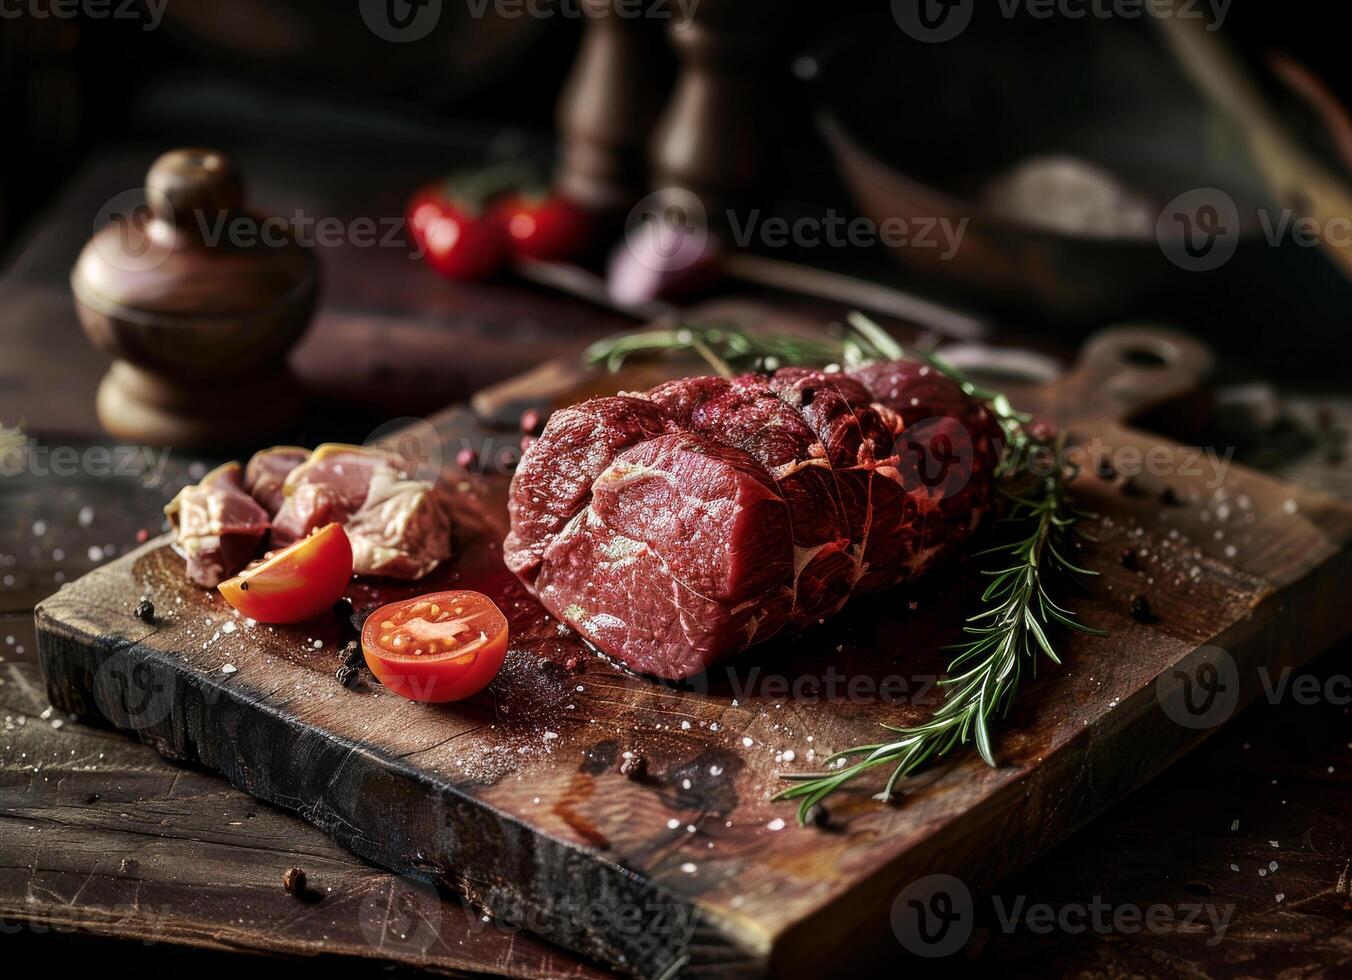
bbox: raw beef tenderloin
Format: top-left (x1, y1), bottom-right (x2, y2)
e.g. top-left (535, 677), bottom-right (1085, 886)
top-left (505, 359), bottom-right (1003, 679)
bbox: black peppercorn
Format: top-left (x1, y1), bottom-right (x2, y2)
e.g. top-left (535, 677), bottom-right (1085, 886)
top-left (133, 598), bottom-right (155, 622)
top-left (1129, 594), bottom-right (1154, 622)
top-left (282, 867), bottom-right (306, 895)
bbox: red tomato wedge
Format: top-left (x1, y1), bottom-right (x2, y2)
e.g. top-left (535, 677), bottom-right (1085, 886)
top-left (361, 591), bottom-right (508, 703)
top-left (218, 523), bottom-right (353, 624)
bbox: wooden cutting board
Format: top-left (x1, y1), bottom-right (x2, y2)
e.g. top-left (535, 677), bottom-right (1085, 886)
top-left (35, 310), bottom-right (1352, 979)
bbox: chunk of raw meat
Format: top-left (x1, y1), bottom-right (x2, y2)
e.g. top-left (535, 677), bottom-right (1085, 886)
top-left (243, 446), bottom-right (310, 514)
top-left (504, 396), bottom-right (669, 583)
top-left (164, 462), bottom-right (270, 588)
top-left (766, 368), bottom-right (917, 593)
top-left (534, 432), bottom-right (793, 679)
top-left (648, 375), bottom-right (853, 628)
top-left (850, 361), bottom-right (1004, 566)
top-left (271, 444), bottom-right (452, 580)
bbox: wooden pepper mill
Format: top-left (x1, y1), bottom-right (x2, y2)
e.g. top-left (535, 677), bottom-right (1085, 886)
top-left (554, 0), bottom-right (669, 214)
top-left (72, 148), bottom-right (319, 448)
top-left (648, 0), bottom-right (774, 222)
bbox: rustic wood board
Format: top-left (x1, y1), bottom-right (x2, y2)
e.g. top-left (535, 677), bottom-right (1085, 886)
top-left (34, 318), bottom-right (1352, 978)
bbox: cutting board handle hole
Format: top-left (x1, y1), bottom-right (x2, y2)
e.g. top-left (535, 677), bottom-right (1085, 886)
top-left (1120, 346), bottom-right (1170, 369)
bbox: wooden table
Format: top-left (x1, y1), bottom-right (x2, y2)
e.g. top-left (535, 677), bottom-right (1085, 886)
top-left (3, 143), bottom-right (1352, 977)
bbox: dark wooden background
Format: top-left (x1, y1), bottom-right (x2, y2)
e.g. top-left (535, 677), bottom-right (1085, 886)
top-left (3, 136), bottom-right (1352, 974)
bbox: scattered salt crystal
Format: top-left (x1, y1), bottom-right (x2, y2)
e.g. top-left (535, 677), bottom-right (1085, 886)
top-left (782, 750), bottom-right (796, 763)
top-left (680, 721), bottom-right (691, 730)
top-left (221, 664), bottom-right (237, 675)
top-left (543, 731), bottom-right (558, 740)
top-left (667, 818), bottom-right (680, 829)
top-left (766, 818), bottom-right (786, 831)
top-left (1269, 861), bottom-right (1278, 872)
top-left (709, 722), bottom-right (719, 732)
top-left (1283, 499), bottom-right (1298, 515)
top-left (87, 546), bottom-right (103, 562)
top-left (742, 737), bottom-right (754, 747)
top-left (31, 521), bottom-right (46, 536)
top-left (1230, 864), bottom-right (1239, 872)
top-left (686, 824), bottom-right (696, 833)
top-left (50, 719), bottom-right (64, 729)
top-left (682, 779), bottom-right (692, 790)
top-left (312, 639), bottom-right (323, 649)
top-left (1269, 840), bottom-right (1279, 847)
top-left (78, 506), bottom-right (94, 527)
top-left (709, 765), bottom-right (723, 776)
top-left (1230, 819), bottom-right (1240, 831)
top-left (681, 863), bottom-right (697, 874)
top-left (1276, 893), bottom-right (1285, 903)
top-left (1259, 869), bottom-right (1267, 877)
top-left (222, 622), bottom-right (237, 634)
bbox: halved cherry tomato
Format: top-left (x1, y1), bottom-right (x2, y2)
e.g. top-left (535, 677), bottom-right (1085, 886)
top-left (218, 523), bottom-right (353, 624)
top-left (361, 590), bottom-right (508, 703)
top-left (494, 194), bottom-right (592, 262)
top-left (407, 185), bottom-right (506, 282)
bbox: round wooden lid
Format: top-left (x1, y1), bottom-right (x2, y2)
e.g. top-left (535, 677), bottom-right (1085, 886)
top-left (72, 148), bottom-right (318, 322)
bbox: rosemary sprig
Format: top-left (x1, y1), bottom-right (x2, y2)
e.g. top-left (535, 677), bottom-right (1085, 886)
top-left (584, 313), bottom-right (1104, 823)
top-left (775, 447), bottom-right (1105, 822)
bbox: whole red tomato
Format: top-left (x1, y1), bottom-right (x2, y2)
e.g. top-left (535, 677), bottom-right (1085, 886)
top-left (406, 186), bottom-right (506, 282)
top-left (494, 194), bottom-right (592, 262)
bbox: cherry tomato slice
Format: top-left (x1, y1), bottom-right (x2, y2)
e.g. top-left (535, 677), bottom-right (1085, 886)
top-left (361, 590), bottom-right (508, 703)
top-left (219, 523), bottom-right (353, 624)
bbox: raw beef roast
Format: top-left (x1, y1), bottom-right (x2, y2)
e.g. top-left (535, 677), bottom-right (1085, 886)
top-left (505, 361), bottom-right (1003, 679)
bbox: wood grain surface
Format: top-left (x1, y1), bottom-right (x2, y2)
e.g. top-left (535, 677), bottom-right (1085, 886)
top-left (31, 317), bottom-right (1352, 977)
